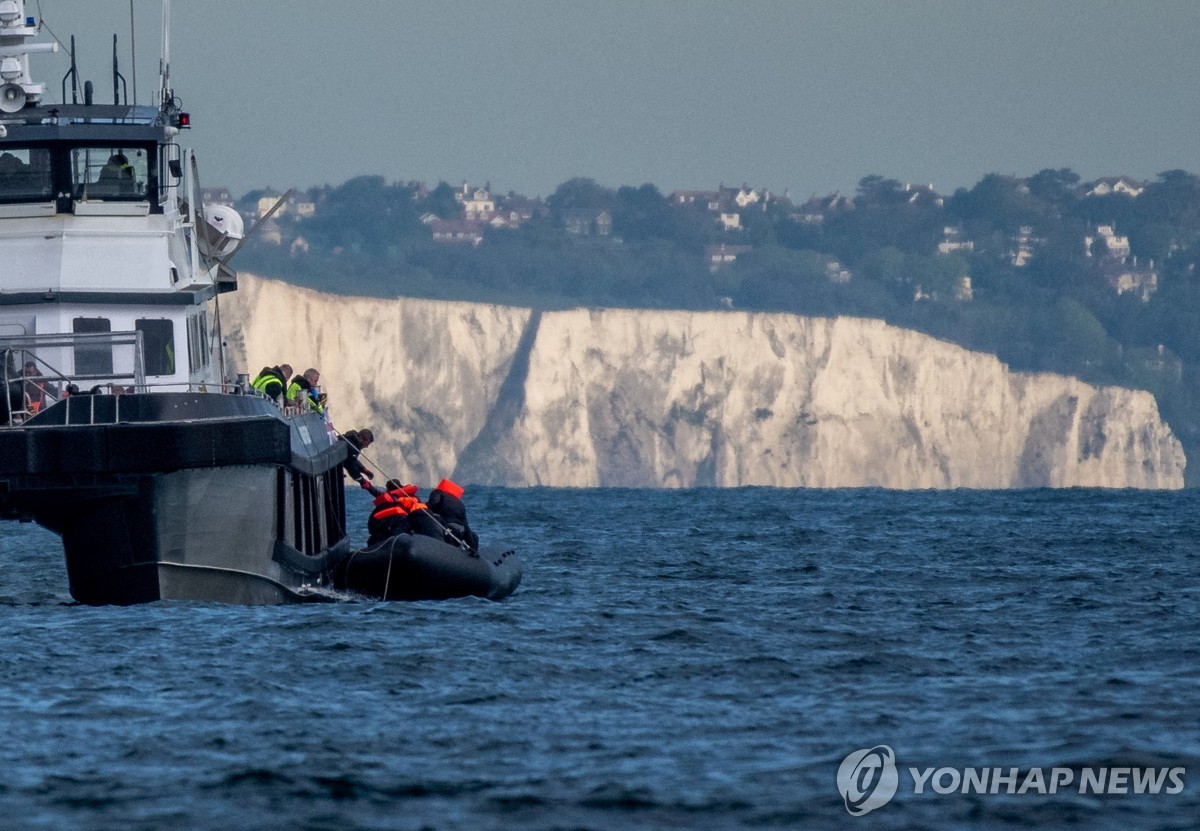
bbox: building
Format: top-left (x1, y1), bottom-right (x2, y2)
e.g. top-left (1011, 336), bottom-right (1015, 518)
top-left (792, 192), bottom-right (854, 225)
top-left (826, 260), bottom-right (852, 284)
top-left (718, 212), bottom-right (741, 231)
top-left (494, 193), bottom-right (544, 227)
top-left (259, 218), bottom-right (282, 245)
top-left (938, 226), bottom-right (974, 255)
top-left (1084, 176), bottom-right (1146, 198)
top-left (1011, 226), bottom-right (1042, 267)
top-left (564, 210), bottom-right (612, 237)
top-left (456, 183), bottom-right (495, 220)
top-left (670, 190), bottom-right (721, 211)
top-left (430, 218), bottom-right (484, 246)
top-left (1087, 224), bottom-right (1131, 260)
top-left (199, 186), bottom-right (235, 206)
top-left (1107, 264), bottom-right (1158, 301)
top-left (705, 244), bottom-right (752, 272)
top-left (286, 193), bottom-right (316, 219)
top-left (256, 191), bottom-right (285, 219)
top-left (732, 186), bottom-right (760, 208)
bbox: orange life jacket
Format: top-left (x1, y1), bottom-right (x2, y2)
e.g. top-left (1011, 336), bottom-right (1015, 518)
top-left (370, 486), bottom-right (425, 522)
top-left (435, 478), bottom-right (464, 500)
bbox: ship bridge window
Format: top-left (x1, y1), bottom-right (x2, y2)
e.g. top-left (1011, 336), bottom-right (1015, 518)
top-left (72, 146), bottom-right (152, 200)
top-left (72, 317), bottom-right (113, 376)
top-left (135, 319), bottom-right (175, 377)
top-left (0, 148), bottom-right (53, 201)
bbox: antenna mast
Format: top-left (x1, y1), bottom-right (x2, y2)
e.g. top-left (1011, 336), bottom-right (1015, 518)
top-left (129, 0), bottom-right (137, 104)
top-left (158, 0), bottom-right (171, 108)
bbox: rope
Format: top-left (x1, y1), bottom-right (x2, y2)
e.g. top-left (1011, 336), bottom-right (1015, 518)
top-left (382, 535), bottom-right (398, 600)
top-left (331, 425), bottom-right (389, 485)
top-left (332, 427), bottom-right (474, 551)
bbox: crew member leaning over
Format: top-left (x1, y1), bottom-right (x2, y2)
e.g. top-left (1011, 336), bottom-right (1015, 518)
top-left (287, 367), bottom-right (325, 414)
top-left (251, 363), bottom-right (292, 402)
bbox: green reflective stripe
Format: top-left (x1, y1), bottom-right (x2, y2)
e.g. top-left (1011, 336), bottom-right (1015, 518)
top-left (251, 374), bottom-right (280, 395)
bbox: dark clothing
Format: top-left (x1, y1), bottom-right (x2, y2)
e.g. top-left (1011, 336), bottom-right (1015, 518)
top-left (427, 488), bottom-right (468, 528)
top-left (427, 487), bottom-right (478, 551)
top-left (341, 432), bottom-right (372, 483)
top-left (2, 379), bottom-right (22, 423)
top-left (367, 511), bottom-right (412, 545)
top-left (367, 488), bottom-right (427, 545)
top-left (408, 509), bottom-right (444, 542)
top-left (251, 366), bottom-right (288, 401)
top-left (286, 376), bottom-right (324, 413)
top-left (23, 375), bottom-right (48, 409)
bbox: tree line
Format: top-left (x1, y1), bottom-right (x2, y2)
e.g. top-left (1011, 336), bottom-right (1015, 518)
top-left (236, 169), bottom-right (1200, 484)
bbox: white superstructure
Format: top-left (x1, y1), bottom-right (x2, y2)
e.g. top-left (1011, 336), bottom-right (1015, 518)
top-left (0, 0), bottom-right (238, 400)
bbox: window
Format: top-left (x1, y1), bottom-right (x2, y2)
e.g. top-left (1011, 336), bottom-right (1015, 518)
top-left (0, 147), bottom-right (53, 201)
top-left (71, 146), bottom-right (152, 200)
top-left (187, 311), bottom-right (209, 373)
top-left (135, 319), bottom-right (175, 376)
top-left (72, 317), bottom-right (113, 376)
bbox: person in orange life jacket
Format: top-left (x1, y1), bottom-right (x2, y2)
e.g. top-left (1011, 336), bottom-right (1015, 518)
top-left (367, 480), bottom-right (427, 544)
top-left (426, 478), bottom-right (478, 551)
top-left (340, 428), bottom-right (375, 485)
top-left (22, 360), bottom-right (55, 412)
top-left (366, 480), bottom-right (446, 544)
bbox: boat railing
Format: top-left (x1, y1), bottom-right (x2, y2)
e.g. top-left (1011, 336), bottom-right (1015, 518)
top-left (1, 332), bottom-right (248, 427)
top-left (3, 333), bottom-right (314, 427)
top-left (2, 331), bottom-right (145, 424)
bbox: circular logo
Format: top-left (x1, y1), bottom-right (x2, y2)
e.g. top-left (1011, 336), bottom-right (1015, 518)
top-left (837, 745), bottom-right (899, 816)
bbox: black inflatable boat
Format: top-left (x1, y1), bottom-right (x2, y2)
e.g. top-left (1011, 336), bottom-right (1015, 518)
top-left (336, 534), bottom-right (522, 601)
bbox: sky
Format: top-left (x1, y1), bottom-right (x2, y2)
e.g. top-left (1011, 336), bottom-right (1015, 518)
top-left (25, 0), bottom-right (1200, 201)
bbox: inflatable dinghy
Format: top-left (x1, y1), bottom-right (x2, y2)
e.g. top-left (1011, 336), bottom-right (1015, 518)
top-left (336, 534), bottom-right (522, 601)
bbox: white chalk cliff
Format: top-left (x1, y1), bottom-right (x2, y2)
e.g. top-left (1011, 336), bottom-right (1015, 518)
top-left (223, 275), bottom-right (1186, 489)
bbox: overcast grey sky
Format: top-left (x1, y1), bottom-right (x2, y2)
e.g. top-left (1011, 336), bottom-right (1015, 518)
top-left (31, 1), bottom-right (1200, 199)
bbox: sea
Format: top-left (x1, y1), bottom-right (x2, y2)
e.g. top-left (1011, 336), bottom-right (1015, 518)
top-left (0, 487), bottom-right (1197, 831)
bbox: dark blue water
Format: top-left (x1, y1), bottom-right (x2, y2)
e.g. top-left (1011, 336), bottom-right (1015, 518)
top-left (0, 488), bottom-right (1197, 830)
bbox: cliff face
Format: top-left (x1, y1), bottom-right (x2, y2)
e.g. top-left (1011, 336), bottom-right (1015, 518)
top-left (222, 275), bottom-right (1186, 489)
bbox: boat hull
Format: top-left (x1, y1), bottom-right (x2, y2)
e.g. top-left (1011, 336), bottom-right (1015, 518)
top-left (0, 392), bottom-right (350, 605)
top-left (337, 534), bottom-right (522, 601)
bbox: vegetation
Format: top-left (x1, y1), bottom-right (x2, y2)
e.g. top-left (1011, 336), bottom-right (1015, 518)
top-left (234, 169), bottom-right (1200, 483)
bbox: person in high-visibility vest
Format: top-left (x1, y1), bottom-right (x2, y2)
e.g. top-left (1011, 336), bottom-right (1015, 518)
top-left (250, 363), bottom-right (292, 401)
top-left (286, 367), bottom-right (325, 414)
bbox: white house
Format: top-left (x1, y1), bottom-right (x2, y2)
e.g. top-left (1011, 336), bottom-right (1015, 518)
top-left (938, 226), bottom-right (974, 254)
top-left (705, 244), bottom-right (752, 272)
top-left (718, 212), bottom-right (742, 231)
top-left (431, 218), bottom-right (484, 246)
top-left (1087, 224), bottom-right (1131, 260)
top-left (456, 183), bottom-right (495, 219)
top-left (1085, 176), bottom-right (1146, 198)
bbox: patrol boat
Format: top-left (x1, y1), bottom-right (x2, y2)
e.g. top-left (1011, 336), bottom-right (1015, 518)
top-left (0, 1), bottom-right (350, 604)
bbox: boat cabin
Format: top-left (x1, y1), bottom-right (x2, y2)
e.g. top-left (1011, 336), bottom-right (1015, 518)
top-left (0, 105), bottom-right (229, 417)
